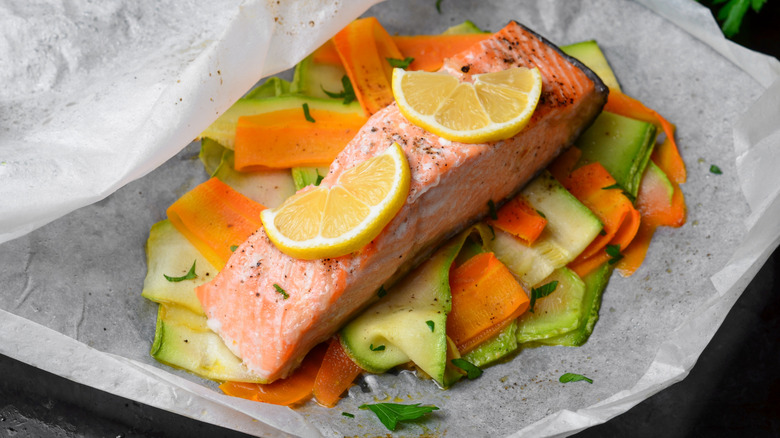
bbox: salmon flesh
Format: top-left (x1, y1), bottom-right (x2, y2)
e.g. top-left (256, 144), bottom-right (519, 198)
top-left (196, 21), bottom-right (608, 382)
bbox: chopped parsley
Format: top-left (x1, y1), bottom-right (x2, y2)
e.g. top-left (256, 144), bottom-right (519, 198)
top-left (387, 57), bottom-right (415, 69)
top-left (163, 260), bottom-right (197, 282)
top-left (273, 283), bottom-right (289, 299)
top-left (529, 280), bottom-right (558, 313)
top-left (606, 244), bottom-right (624, 265)
top-left (369, 343), bottom-right (386, 351)
top-left (426, 320), bottom-right (435, 332)
top-left (302, 103), bottom-right (315, 123)
top-left (315, 169), bottom-right (325, 186)
top-left (359, 403), bottom-right (439, 431)
top-left (710, 164), bottom-right (723, 174)
top-left (559, 372), bottom-right (593, 384)
top-left (321, 75), bottom-right (356, 104)
top-left (451, 358), bottom-right (483, 380)
top-left (535, 209), bottom-right (547, 219)
top-left (435, 0), bottom-right (443, 13)
top-left (602, 183), bottom-right (636, 202)
top-left (487, 199), bottom-right (498, 220)
top-left (342, 412), bottom-right (355, 418)
top-left (377, 285), bottom-right (388, 298)
top-left (230, 245), bottom-right (238, 252)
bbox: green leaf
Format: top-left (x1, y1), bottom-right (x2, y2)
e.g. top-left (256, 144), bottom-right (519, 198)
top-left (342, 412), bottom-right (354, 418)
top-left (321, 75), bottom-right (357, 105)
top-left (387, 57), bottom-right (415, 69)
top-left (487, 199), bottom-right (498, 220)
top-left (606, 244), bottom-right (624, 265)
top-left (717, 0), bottom-right (751, 37)
top-left (273, 283), bottom-right (289, 299)
top-left (359, 403), bottom-right (439, 431)
top-left (369, 343), bottom-right (386, 351)
top-left (426, 320), bottom-right (435, 332)
top-left (315, 170), bottom-right (325, 186)
top-left (230, 245), bottom-right (238, 252)
top-left (750, 0), bottom-right (766, 12)
top-left (451, 358), bottom-right (483, 379)
top-left (529, 280), bottom-right (558, 313)
top-left (164, 260), bottom-right (198, 282)
top-left (559, 372), bottom-right (593, 384)
top-left (302, 103), bottom-right (315, 123)
top-left (710, 164), bottom-right (723, 174)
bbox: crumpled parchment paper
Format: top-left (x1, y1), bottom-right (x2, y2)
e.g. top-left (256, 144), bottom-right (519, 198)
top-left (1, 0), bottom-right (778, 436)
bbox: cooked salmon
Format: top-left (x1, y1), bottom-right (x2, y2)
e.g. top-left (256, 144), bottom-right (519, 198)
top-left (196, 21), bottom-right (608, 383)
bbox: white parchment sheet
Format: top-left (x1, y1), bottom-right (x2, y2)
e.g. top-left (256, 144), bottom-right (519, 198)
top-left (1, 0), bottom-right (779, 437)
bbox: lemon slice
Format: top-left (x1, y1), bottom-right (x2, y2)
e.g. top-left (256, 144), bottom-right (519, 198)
top-left (261, 142), bottom-right (410, 260)
top-left (392, 66), bottom-right (543, 143)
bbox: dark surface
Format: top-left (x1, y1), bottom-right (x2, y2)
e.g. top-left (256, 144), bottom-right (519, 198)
top-left (2, 4), bottom-right (779, 438)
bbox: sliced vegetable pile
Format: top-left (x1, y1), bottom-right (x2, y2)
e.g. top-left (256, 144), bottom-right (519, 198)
top-left (141, 17), bottom-right (686, 430)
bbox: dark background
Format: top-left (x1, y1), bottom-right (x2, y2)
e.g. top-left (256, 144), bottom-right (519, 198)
top-left (1, 2), bottom-right (778, 437)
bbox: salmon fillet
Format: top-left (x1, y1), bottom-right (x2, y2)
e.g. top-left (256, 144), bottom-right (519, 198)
top-left (197, 21), bottom-right (608, 383)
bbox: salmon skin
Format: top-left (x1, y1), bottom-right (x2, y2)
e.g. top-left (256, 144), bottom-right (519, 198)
top-left (196, 21), bottom-right (608, 383)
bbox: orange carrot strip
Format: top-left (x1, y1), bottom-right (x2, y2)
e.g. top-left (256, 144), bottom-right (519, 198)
top-left (312, 337), bottom-right (364, 408)
top-left (166, 178), bottom-right (265, 269)
top-left (311, 39), bottom-right (342, 65)
top-left (392, 34), bottom-right (491, 72)
top-left (333, 17), bottom-right (403, 115)
top-left (604, 92), bottom-right (686, 183)
top-left (615, 163), bottom-right (686, 276)
top-left (569, 251), bottom-right (611, 279)
top-left (220, 343), bottom-right (327, 406)
top-left (614, 223), bottom-right (656, 277)
top-left (447, 252), bottom-right (530, 353)
top-left (312, 34), bottom-right (491, 71)
top-left (563, 163), bottom-right (639, 261)
top-left (234, 108), bottom-right (367, 170)
top-left (487, 196), bottom-right (547, 245)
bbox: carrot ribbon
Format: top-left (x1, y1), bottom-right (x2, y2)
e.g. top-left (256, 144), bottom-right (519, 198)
top-left (234, 107), bottom-right (367, 170)
top-left (560, 163), bottom-right (641, 278)
top-left (312, 337), bottom-right (364, 408)
top-left (166, 177), bottom-right (265, 269)
top-left (447, 252), bottom-right (530, 354)
top-left (333, 17), bottom-right (403, 115)
top-left (220, 343), bottom-right (327, 406)
top-left (487, 196), bottom-right (547, 245)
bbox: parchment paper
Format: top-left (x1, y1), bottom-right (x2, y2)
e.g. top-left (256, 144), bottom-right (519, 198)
top-left (1, 0), bottom-right (779, 437)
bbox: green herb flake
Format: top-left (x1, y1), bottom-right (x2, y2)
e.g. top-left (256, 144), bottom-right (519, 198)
top-left (451, 358), bottom-right (483, 380)
top-left (435, 0), bottom-right (443, 13)
top-left (230, 245), bottom-right (238, 252)
top-left (535, 209), bottom-right (547, 219)
top-left (273, 283), bottom-right (289, 299)
top-left (302, 103), bottom-right (316, 123)
top-left (369, 343), bottom-right (386, 351)
top-left (321, 75), bottom-right (357, 105)
top-left (599, 228), bottom-right (607, 236)
top-left (315, 170), bottom-right (325, 186)
top-left (529, 280), bottom-right (558, 313)
top-left (342, 412), bottom-right (355, 418)
top-left (606, 244), bottom-right (624, 265)
top-left (487, 199), bottom-right (498, 220)
top-left (559, 372), bottom-right (593, 384)
top-left (359, 403), bottom-right (439, 431)
top-left (387, 57), bottom-right (415, 69)
top-left (714, 0), bottom-right (766, 37)
top-left (377, 285), bottom-right (388, 298)
top-left (710, 164), bottom-right (723, 175)
top-left (426, 320), bottom-right (435, 332)
top-left (164, 260), bottom-right (198, 282)
top-left (602, 183), bottom-right (636, 202)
